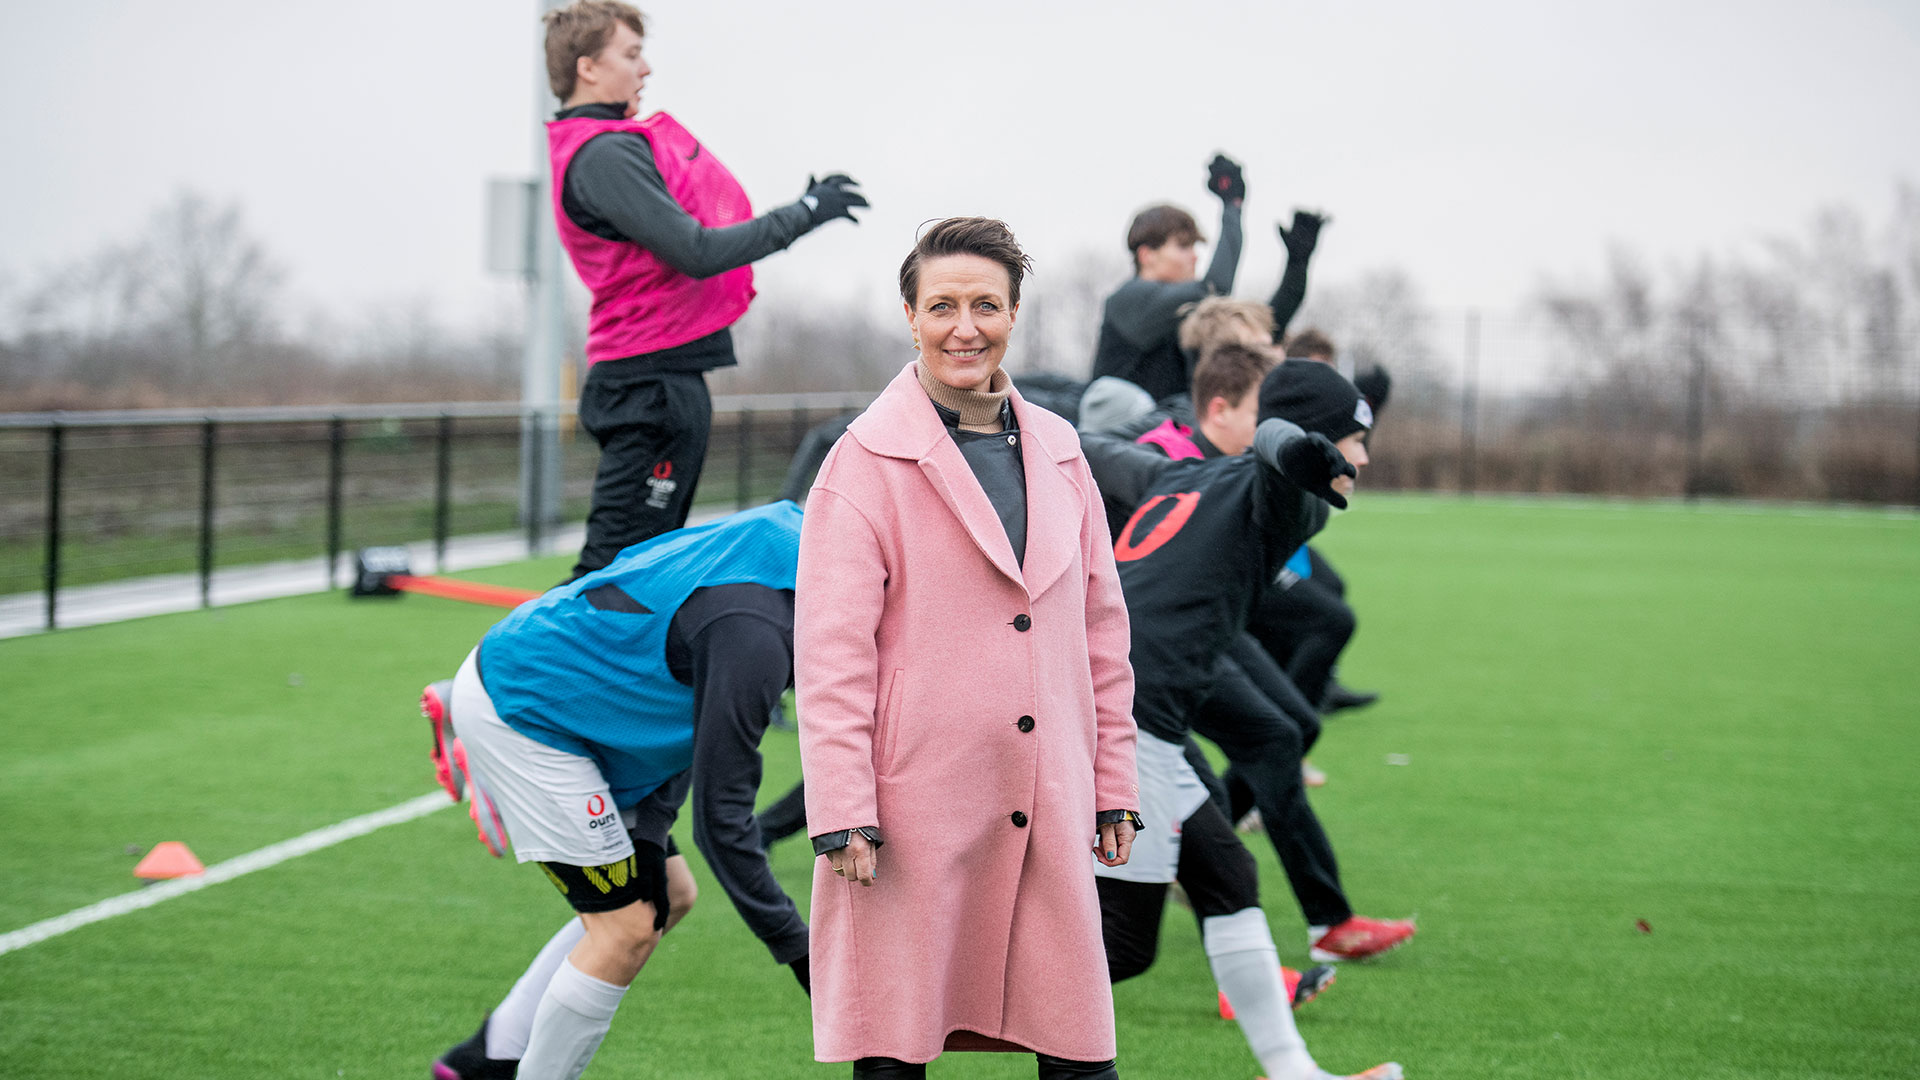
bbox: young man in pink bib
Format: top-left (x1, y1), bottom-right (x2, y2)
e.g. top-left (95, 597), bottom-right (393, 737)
top-left (543, 2), bottom-right (867, 579)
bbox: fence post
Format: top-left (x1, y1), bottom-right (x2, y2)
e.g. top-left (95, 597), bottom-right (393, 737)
top-left (198, 418), bottom-right (218, 608)
top-left (435, 414), bottom-right (453, 572)
top-left (736, 407), bottom-right (754, 510)
top-left (1460, 310), bottom-right (1479, 495)
top-left (1684, 327), bottom-right (1706, 501)
top-left (43, 423), bottom-right (63, 631)
top-left (791, 402), bottom-right (808, 478)
top-left (525, 410), bottom-right (545, 556)
top-left (325, 417), bottom-right (345, 589)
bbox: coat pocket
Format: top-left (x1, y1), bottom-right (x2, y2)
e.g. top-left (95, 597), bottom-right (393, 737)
top-left (875, 668), bottom-right (906, 775)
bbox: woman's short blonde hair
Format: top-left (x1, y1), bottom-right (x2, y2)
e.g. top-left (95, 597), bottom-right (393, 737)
top-left (1178, 296), bottom-right (1274, 356)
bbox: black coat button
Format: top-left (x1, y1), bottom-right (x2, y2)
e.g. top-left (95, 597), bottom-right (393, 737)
top-left (1012, 614), bottom-right (1031, 631)
top-left (1010, 811), bottom-right (1029, 828)
top-left (1017, 715), bottom-right (1035, 733)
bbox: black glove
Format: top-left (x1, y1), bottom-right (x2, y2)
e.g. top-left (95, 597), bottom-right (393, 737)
top-left (1276, 431), bottom-right (1356, 509)
top-left (1277, 209), bottom-right (1329, 260)
top-left (803, 173), bottom-right (868, 225)
top-left (1206, 154), bottom-right (1245, 205)
top-left (789, 954), bottom-right (812, 996)
top-left (1354, 365), bottom-right (1392, 412)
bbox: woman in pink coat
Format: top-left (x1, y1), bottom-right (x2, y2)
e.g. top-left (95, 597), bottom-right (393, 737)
top-left (796, 218), bottom-right (1141, 1079)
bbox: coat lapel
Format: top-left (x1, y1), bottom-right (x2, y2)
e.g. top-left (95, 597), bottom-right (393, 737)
top-left (1012, 394), bottom-right (1081, 600)
top-left (918, 439), bottom-right (1025, 587)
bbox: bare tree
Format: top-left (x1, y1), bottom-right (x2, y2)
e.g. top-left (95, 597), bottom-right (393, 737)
top-left (1290, 266), bottom-right (1447, 405)
top-left (130, 192), bottom-right (284, 387)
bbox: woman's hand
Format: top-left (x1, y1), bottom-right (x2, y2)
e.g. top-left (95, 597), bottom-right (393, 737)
top-left (1094, 820), bottom-right (1136, 867)
top-left (826, 829), bottom-right (879, 886)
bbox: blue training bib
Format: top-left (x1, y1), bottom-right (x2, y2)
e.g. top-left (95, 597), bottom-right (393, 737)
top-left (478, 502), bottom-right (801, 806)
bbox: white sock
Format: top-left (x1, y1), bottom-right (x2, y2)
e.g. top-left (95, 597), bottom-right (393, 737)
top-left (1205, 908), bottom-right (1317, 1080)
top-left (517, 958), bottom-right (628, 1080)
top-left (486, 917), bottom-right (588, 1060)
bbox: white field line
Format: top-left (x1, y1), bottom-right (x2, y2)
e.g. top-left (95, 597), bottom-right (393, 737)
top-left (0, 792), bottom-right (455, 957)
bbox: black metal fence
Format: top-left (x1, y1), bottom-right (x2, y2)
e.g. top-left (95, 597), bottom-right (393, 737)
top-left (7, 323), bottom-right (1919, 632)
top-left (0, 394), bottom-right (870, 630)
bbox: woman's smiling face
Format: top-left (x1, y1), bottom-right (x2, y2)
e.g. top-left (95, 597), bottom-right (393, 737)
top-left (906, 254), bottom-right (1018, 392)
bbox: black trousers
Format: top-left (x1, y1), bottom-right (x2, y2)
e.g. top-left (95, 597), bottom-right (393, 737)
top-left (1249, 546), bottom-right (1355, 708)
top-left (1098, 797), bottom-right (1261, 983)
top-left (571, 364), bottom-right (713, 579)
top-left (852, 1056), bottom-right (1116, 1079)
top-left (1189, 635), bottom-right (1351, 928)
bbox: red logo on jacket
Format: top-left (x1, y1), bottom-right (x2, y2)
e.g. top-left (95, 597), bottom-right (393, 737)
top-left (1114, 492), bottom-right (1202, 562)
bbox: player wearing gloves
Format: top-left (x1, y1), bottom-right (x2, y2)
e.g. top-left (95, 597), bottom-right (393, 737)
top-left (424, 502), bottom-right (812, 1080)
top-left (1262, 329), bottom-right (1392, 715)
top-left (543, 1), bottom-right (868, 578)
top-left (1092, 155), bottom-right (1331, 403)
top-left (1080, 360), bottom-right (1406, 1080)
top-left (1091, 155), bottom-right (1247, 402)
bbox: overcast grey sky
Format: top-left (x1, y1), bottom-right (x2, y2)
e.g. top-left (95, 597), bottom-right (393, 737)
top-left (4, 0), bottom-right (1918, 334)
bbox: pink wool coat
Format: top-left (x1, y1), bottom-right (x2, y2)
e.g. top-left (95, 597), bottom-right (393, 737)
top-left (796, 363), bottom-right (1138, 1064)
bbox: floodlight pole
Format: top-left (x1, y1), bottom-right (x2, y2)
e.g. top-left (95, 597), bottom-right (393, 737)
top-left (520, 0), bottom-right (568, 553)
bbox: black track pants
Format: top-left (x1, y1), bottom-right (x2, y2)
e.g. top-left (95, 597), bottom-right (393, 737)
top-left (1192, 637), bottom-right (1350, 928)
top-left (1250, 547), bottom-right (1355, 708)
top-left (571, 366), bottom-right (711, 578)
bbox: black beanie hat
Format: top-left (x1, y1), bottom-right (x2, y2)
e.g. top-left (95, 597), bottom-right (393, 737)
top-left (1258, 359), bottom-right (1374, 441)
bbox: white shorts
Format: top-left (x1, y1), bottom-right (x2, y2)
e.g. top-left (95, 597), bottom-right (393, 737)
top-left (1092, 730), bottom-right (1212, 884)
top-left (451, 648), bottom-right (637, 866)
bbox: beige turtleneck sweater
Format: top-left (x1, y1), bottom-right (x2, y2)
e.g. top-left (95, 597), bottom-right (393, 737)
top-left (916, 363), bottom-right (1011, 434)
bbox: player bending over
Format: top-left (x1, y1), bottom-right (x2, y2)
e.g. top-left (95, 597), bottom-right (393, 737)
top-left (423, 502), bottom-right (809, 1080)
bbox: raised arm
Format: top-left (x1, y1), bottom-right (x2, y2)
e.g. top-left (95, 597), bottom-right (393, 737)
top-left (1200, 153), bottom-right (1246, 296)
top-left (1201, 201), bottom-right (1244, 297)
top-left (1269, 209), bottom-right (1327, 339)
top-left (566, 134), bottom-right (864, 279)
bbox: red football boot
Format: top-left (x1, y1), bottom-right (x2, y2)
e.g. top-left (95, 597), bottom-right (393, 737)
top-left (1309, 916), bottom-right (1416, 963)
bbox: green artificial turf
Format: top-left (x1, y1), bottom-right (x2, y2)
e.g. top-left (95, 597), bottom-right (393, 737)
top-left (1, 494), bottom-right (1915, 1078)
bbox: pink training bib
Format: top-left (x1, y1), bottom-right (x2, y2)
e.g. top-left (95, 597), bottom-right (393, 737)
top-left (547, 111), bottom-right (756, 362)
top-left (1137, 418), bottom-right (1204, 460)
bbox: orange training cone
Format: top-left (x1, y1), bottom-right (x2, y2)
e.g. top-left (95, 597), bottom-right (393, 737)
top-left (133, 842), bottom-right (205, 880)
